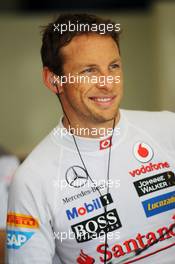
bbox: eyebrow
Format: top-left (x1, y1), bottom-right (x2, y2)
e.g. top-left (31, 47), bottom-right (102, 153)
top-left (77, 58), bottom-right (121, 68)
top-left (110, 58), bottom-right (121, 64)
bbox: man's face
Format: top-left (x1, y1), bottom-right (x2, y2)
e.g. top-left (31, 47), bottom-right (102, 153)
top-left (59, 33), bottom-right (123, 125)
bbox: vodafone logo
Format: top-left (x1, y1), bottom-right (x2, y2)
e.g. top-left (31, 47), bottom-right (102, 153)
top-left (133, 142), bottom-right (154, 163)
top-left (100, 136), bottom-right (112, 150)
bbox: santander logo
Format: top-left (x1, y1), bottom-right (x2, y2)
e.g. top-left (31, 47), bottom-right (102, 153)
top-left (133, 142), bottom-right (154, 163)
top-left (77, 250), bottom-right (95, 264)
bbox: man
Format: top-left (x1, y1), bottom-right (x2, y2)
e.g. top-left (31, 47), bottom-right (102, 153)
top-left (6, 13), bottom-right (175, 264)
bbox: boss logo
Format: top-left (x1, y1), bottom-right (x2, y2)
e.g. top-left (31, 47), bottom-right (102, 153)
top-left (71, 208), bottom-right (122, 243)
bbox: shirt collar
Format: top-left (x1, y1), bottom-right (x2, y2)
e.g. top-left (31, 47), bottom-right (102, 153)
top-left (52, 110), bottom-right (127, 152)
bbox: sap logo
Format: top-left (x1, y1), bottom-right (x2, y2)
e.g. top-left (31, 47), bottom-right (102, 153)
top-left (72, 209), bottom-right (122, 243)
top-left (66, 198), bottom-right (102, 221)
top-left (7, 230), bottom-right (34, 249)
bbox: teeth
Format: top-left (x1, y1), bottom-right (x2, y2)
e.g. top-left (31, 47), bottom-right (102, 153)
top-left (94, 98), bottom-right (112, 102)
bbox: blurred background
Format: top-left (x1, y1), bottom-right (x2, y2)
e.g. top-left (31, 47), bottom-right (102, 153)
top-left (0, 0), bottom-right (175, 159)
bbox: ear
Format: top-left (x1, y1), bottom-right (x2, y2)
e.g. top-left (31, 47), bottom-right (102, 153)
top-left (42, 67), bottom-right (63, 94)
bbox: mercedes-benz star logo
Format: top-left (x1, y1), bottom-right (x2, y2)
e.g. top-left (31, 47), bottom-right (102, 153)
top-left (66, 166), bottom-right (88, 188)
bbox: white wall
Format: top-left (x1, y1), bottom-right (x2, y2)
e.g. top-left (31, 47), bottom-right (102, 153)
top-left (153, 1), bottom-right (175, 111)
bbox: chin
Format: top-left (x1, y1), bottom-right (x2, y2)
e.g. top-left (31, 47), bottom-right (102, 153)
top-left (91, 111), bottom-right (118, 123)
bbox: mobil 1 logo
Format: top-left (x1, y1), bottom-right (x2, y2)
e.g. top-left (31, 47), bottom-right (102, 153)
top-left (66, 193), bottom-right (113, 221)
top-left (71, 208), bottom-right (122, 243)
top-left (100, 193), bottom-right (113, 206)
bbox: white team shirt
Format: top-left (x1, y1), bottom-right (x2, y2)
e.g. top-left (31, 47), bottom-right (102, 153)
top-left (6, 109), bottom-right (175, 264)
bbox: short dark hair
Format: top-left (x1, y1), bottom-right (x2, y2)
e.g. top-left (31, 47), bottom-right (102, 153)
top-left (41, 13), bottom-right (121, 76)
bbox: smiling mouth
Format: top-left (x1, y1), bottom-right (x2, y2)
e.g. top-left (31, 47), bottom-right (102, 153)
top-left (89, 96), bottom-right (116, 105)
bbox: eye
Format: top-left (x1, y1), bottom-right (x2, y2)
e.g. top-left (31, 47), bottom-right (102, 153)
top-left (109, 63), bottom-right (120, 70)
top-left (81, 67), bottom-right (96, 74)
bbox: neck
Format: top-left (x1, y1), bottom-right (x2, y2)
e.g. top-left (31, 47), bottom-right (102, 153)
top-left (62, 112), bottom-right (120, 139)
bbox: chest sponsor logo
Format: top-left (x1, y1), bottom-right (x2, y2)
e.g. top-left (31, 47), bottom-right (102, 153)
top-left (142, 191), bottom-right (175, 217)
top-left (129, 161), bottom-right (170, 177)
top-left (71, 208), bottom-right (122, 243)
top-left (66, 166), bottom-right (88, 188)
top-left (96, 215), bottom-right (175, 263)
top-left (7, 230), bottom-right (34, 249)
top-left (100, 136), bottom-right (112, 150)
top-left (62, 184), bottom-right (105, 204)
top-left (100, 193), bottom-right (113, 206)
top-left (77, 250), bottom-right (95, 263)
top-left (133, 142), bottom-right (154, 163)
top-left (66, 198), bottom-right (101, 221)
top-left (134, 171), bottom-right (175, 197)
top-left (7, 212), bottom-right (39, 229)
top-left (66, 193), bottom-right (113, 221)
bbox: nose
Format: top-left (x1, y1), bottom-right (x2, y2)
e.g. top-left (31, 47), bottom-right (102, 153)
top-left (95, 71), bottom-right (118, 92)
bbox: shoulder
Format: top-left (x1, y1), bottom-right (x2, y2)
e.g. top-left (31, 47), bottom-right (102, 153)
top-left (121, 109), bottom-right (175, 150)
top-left (11, 131), bottom-right (61, 189)
top-left (121, 109), bottom-right (175, 125)
top-left (121, 109), bottom-right (175, 130)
